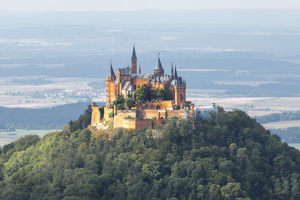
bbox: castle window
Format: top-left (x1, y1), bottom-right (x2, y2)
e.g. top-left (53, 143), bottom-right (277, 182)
top-left (156, 105), bottom-right (161, 110)
top-left (144, 105), bottom-right (148, 110)
top-left (150, 105), bottom-right (154, 110)
top-left (138, 85), bottom-right (140, 88)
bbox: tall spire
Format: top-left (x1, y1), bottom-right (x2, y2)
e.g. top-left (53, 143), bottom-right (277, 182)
top-left (171, 62), bottom-right (174, 76)
top-left (132, 45), bottom-right (137, 59)
top-left (107, 60), bottom-right (115, 77)
top-left (174, 65), bottom-right (178, 78)
top-left (155, 54), bottom-right (164, 70)
top-left (139, 65), bottom-right (141, 74)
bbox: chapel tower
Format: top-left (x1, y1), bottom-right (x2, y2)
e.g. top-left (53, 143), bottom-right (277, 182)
top-left (106, 61), bottom-right (116, 108)
top-left (154, 55), bottom-right (164, 77)
top-left (131, 45), bottom-right (137, 74)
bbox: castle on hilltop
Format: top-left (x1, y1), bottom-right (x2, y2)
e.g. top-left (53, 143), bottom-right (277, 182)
top-left (91, 46), bottom-right (195, 130)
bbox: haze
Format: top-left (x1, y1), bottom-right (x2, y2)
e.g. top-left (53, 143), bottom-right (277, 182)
top-left (1, 0), bottom-right (300, 11)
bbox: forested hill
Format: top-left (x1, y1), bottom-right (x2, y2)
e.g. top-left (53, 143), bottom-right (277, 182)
top-left (0, 109), bottom-right (300, 199)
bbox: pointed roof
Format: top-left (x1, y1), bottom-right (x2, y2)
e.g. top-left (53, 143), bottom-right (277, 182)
top-left (155, 55), bottom-right (164, 71)
top-left (131, 45), bottom-right (137, 59)
top-left (171, 62), bottom-right (173, 71)
top-left (107, 61), bottom-right (115, 77)
top-left (139, 65), bottom-right (141, 71)
top-left (174, 65), bottom-right (178, 78)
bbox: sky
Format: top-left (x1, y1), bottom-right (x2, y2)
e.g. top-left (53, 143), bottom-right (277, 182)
top-left (0, 0), bottom-right (300, 11)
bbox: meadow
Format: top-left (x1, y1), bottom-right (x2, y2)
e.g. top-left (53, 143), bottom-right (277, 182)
top-left (0, 76), bottom-right (103, 108)
top-left (0, 129), bottom-right (56, 147)
top-left (262, 120), bottom-right (300, 129)
top-left (188, 96), bottom-right (300, 117)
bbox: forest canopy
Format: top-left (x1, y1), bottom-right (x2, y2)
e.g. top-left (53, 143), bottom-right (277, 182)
top-left (0, 108), bottom-right (299, 200)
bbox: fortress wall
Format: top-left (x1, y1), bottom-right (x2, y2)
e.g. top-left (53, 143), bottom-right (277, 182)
top-left (137, 110), bottom-right (158, 119)
top-left (131, 79), bottom-right (150, 89)
top-left (114, 109), bottom-right (137, 129)
top-left (136, 119), bottom-right (165, 129)
top-left (104, 108), bottom-right (113, 120)
top-left (123, 119), bottom-right (136, 129)
top-left (167, 110), bottom-right (186, 118)
top-left (139, 100), bottom-right (174, 110)
top-left (136, 119), bottom-right (153, 129)
top-left (91, 106), bottom-right (101, 125)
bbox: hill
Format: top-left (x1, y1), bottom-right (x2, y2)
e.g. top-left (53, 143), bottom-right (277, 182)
top-left (0, 109), bottom-right (299, 199)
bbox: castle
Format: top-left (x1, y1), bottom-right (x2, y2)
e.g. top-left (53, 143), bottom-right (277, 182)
top-left (91, 46), bottom-right (195, 129)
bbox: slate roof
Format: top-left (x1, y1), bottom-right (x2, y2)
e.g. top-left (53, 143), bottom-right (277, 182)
top-left (117, 68), bottom-right (131, 75)
top-left (132, 46), bottom-right (137, 59)
top-left (154, 57), bottom-right (164, 71)
top-left (131, 74), bottom-right (151, 79)
top-left (107, 62), bottom-right (115, 77)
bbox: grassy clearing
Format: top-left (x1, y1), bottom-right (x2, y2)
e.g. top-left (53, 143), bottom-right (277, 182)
top-left (289, 143), bottom-right (300, 151)
top-left (0, 129), bottom-right (57, 147)
top-left (189, 97), bottom-right (300, 117)
top-left (262, 120), bottom-right (300, 129)
top-left (212, 81), bottom-right (279, 86)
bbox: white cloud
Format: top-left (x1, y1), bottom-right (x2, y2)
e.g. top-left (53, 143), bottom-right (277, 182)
top-left (0, 0), bottom-right (300, 11)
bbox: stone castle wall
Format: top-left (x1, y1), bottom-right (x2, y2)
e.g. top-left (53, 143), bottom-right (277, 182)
top-left (91, 106), bottom-right (100, 125)
top-left (113, 109), bottom-right (137, 129)
top-left (136, 119), bottom-right (165, 129)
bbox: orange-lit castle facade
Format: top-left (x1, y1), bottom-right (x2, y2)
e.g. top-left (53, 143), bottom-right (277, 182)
top-left (91, 46), bottom-right (194, 129)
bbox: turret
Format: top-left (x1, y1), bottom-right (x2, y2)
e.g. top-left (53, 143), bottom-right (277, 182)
top-left (174, 65), bottom-right (178, 79)
top-left (131, 45), bottom-right (137, 74)
top-left (154, 54), bottom-right (164, 77)
top-left (107, 60), bottom-right (115, 79)
top-left (171, 62), bottom-right (174, 77)
top-left (106, 61), bottom-right (116, 108)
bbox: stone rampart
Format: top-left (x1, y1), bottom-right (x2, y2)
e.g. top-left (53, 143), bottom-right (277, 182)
top-left (113, 109), bottom-right (137, 129)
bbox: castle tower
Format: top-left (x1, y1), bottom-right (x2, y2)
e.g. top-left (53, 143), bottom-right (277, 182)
top-left (154, 54), bottom-right (164, 77)
top-left (131, 45), bottom-right (137, 74)
top-left (139, 65), bottom-right (141, 74)
top-left (171, 62), bottom-right (174, 77)
top-left (106, 61), bottom-right (116, 108)
top-left (174, 65), bottom-right (178, 79)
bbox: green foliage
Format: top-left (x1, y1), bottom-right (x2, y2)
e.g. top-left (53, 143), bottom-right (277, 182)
top-left (164, 84), bottom-right (172, 100)
top-left (154, 88), bottom-right (166, 100)
top-left (0, 110), bottom-right (300, 199)
top-left (99, 107), bottom-right (104, 119)
top-left (68, 105), bottom-right (92, 132)
top-left (175, 105), bottom-right (180, 110)
top-left (125, 97), bottom-right (135, 109)
top-left (108, 111), bottom-right (114, 118)
top-left (134, 86), bottom-right (148, 102)
top-left (113, 93), bottom-right (125, 110)
top-left (124, 116), bottom-right (134, 120)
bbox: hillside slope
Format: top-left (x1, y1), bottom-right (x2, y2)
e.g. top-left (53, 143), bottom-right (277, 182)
top-left (0, 109), bottom-right (299, 200)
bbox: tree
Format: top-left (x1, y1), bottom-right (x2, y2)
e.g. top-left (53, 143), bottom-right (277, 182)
top-left (125, 98), bottom-right (135, 109)
top-left (113, 94), bottom-right (125, 110)
top-left (134, 86), bottom-right (148, 102)
top-left (154, 88), bottom-right (166, 100)
top-left (164, 84), bottom-right (172, 100)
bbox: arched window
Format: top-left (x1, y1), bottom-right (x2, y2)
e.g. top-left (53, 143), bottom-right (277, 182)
top-left (144, 105), bottom-right (148, 110)
top-left (150, 105), bottom-right (155, 110)
top-left (156, 105), bottom-right (161, 110)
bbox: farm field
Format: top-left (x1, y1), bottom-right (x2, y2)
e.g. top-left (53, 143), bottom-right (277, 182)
top-left (262, 120), bottom-right (300, 129)
top-left (0, 129), bottom-right (57, 147)
top-left (212, 80), bottom-right (279, 86)
top-left (0, 76), bottom-right (105, 108)
top-left (188, 97), bottom-right (300, 117)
